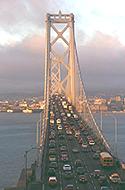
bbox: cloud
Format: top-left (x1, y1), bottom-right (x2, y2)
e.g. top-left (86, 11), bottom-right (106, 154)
top-left (0, 34), bottom-right (45, 96)
top-left (78, 32), bottom-right (125, 93)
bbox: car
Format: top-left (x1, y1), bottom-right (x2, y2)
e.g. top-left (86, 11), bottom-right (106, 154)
top-left (60, 146), bottom-right (67, 151)
top-left (82, 142), bottom-right (88, 148)
top-left (67, 113), bottom-right (71, 117)
top-left (75, 133), bottom-right (80, 138)
top-left (109, 173), bottom-right (121, 183)
top-left (98, 175), bottom-right (107, 185)
top-left (59, 134), bottom-right (65, 139)
top-left (87, 136), bottom-right (93, 141)
top-left (73, 114), bottom-right (78, 119)
top-left (78, 175), bottom-right (88, 183)
top-left (66, 130), bottom-right (72, 135)
top-left (63, 164), bottom-right (72, 171)
top-left (75, 159), bottom-right (82, 167)
top-left (72, 148), bottom-right (79, 153)
top-left (100, 186), bottom-right (110, 190)
top-left (56, 118), bottom-right (61, 124)
top-left (49, 140), bottom-right (56, 144)
top-left (58, 125), bottom-right (63, 130)
top-left (83, 131), bottom-right (89, 136)
top-left (48, 176), bottom-right (57, 186)
top-left (61, 112), bottom-right (65, 116)
top-left (63, 171), bottom-right (73, 179)
top-left (76, 167), bottom-right (85, 175)
top-left (49, 142), bottom-right (56, 148)
top-left (61, 155), bottom-right (69, 162)
top-left (49, 149), bottom-right (56, 155)
top-left (49, 155), bottom-right (56, 161)
top-left (49, 161), bottom-right (58, 169)
top-left (58, 130), bottom-right (63, 135)
top-left (93, 152), bottom-right (99, 159)
top-left (64, 184), bottom-right (74, 190)
top-left (49, 134), bottom-right (55, 139)
top-left (48, 168), bottom-right (56, 177)
top-left (93, 170), bottom-right (102, 178)
top-left (50, 119), bottom-right (54, 124)
top-left (88, 140), bottom-right (95, 146)
top-left (59, 141), bottom-right (66, 147)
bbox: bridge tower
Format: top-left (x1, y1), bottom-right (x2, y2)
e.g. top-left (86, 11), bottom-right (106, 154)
top-left (44, 11), bottom-right (76, 106)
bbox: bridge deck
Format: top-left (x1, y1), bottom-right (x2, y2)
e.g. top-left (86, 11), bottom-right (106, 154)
top-left (41, 95), bottom-right (125, 190)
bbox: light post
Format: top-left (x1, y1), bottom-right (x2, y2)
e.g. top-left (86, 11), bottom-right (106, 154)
top-left (36, 113), bottom-right (42, 164)
top-left (24, 146), bottom-right (41, 190)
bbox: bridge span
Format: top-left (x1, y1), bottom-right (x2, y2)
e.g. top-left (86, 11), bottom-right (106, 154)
top-left (30, 11), bottom-right (125, 190)
top-left (6, 11), bottom-right (125, 190)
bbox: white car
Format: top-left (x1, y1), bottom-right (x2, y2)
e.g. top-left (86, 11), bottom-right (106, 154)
top-left (109, 173), bottom-right (121, 183)
top-left (89, 140), bottom-right (95, 146)
top-left (82, 143), bottom-right (88, 148)
top-left (50, 119), bottom-right (54, 124)
top-left (67, 113), bottom-right (71, 117)
top-left (56, 118), bottom-right (61, 124)
top-left (73, 114), bottom-right (78, 119)
top-left (48, 176), bottom-right (57, 185)
top-left (58, 125), bottom-right (63, 130)
top-left (63, 164), bottom-right (72, 171)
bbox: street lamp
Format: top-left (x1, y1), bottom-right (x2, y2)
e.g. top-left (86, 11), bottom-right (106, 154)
top-left (36, 113), bottom-right (42, 164)
top-left (36, 113), bottom-right (42, 147)
top-left (24, 146), bottom-right (41, 190)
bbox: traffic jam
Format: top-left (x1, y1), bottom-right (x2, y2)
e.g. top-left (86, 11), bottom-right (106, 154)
top-left (43, 94), bottom-right (125, 190)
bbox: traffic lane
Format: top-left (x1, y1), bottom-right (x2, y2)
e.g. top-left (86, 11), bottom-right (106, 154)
top-left (74, 140), bottom-right (100, 190)
top-left (79, 137), bottom-right (120, 190)
top-left (66, 133), bottom-right (100, 190)
top-left (51, 98), bottom-right (121, 190)
top-left (60, 105), bottom-right (102, 190)
top-left (56, 103), bottom-right (78, 189)
top-left (59, 119), bottom-right (92, 190)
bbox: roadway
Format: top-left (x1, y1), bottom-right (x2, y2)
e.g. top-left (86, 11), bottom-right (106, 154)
top-left (41, 94), bottom-right (125, 190)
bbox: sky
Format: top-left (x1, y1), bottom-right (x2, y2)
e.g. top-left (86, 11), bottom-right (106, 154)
top-left (1, 0), bottom-right (125, 98)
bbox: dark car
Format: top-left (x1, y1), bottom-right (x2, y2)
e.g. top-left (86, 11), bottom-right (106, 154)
top-left (64, 184), bottom-right (74, 190)
top-left (98, 175), bottom-right (107, 185)
top-left (63, 171), bottom-right (73, 179)
top-left (93, 152), bottom-right (99, 159)
top-left (75, 159), bottom-right (82, 167)
top-left (78, 175), bottom-right (88, 183)
top-left (76, 167), bottom-right (85, 175)
top-left (60, 146), bottom-right (67, 151)
top-left (48, 168), bottom-right (56, 177)
top-left (49, 161), bottom-right (57, 169)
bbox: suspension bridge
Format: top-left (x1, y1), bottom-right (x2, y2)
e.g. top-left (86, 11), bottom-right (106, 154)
top-left (37, 11), bottom-right (125, 190)
top-left (7, 11), bottom-right (125, 190)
